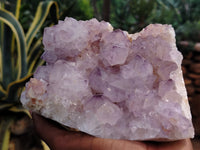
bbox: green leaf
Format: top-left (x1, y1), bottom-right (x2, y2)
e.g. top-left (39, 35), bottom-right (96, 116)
top-left (41, 141), bottom-right (50, 150)
top-left (0, 102), bottom-right (12, 111)
top-left (9, 105), bottom-right (31, 118)
top-left (0, 0), bottom-right (22, 86)
top-left (2, 0), bottom-right (20, 16)
top-left (11, 0), bottom-right (22, 72)
top-left (0, 18), bottom-right (3, 82)
top-left (27, 38), bottom-right (44, 74)
top-left (0, 84), bottom-right (6, 98)
top-left (15, 0), bottom-right (21, 19)
top-left (0, 9), bottom-right (27, 84)
top-left (26, 1), bottom-right (59, 54)
top-left (1, 22), bottom-right (13, 87)
top-left (27, 37), bottom-right (42, 62)
top-left (0, 117), bottom-right (13, 150)
top-left (3, 74), bottom-right (32, 102)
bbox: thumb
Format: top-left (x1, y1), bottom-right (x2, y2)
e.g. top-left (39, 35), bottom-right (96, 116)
top-left (32, 113), bottom-right (94, 150)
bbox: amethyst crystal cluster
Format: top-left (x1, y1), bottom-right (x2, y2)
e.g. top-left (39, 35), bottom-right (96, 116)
top-left (21, 17), bottom-right (194, 140)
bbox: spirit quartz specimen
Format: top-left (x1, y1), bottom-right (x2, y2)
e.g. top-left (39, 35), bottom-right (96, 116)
top-left (21, 17), bottom-right (194, 141)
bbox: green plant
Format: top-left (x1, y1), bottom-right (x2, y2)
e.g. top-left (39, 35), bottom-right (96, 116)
top-left (109, 0), bottom-right (182, 32)
top-left (107, 0), bottom-right (200, 52)
top-left (58, 0), bottom-right (94, 20)
top-left (0, 0), bottom-right (59, 149)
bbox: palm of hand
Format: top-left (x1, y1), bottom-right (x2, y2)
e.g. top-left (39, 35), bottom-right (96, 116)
top-left (32, 113), bottom-right (193, 150)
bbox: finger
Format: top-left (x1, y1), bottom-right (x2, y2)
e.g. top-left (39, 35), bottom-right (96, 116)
top-left (32, 113), bottom-right (96, 150)
top-left (32, 113), bottom-right (148, 150)
top-left (32, 113), bottom-right (66, 140)
top-left (148, 139), bottom-right (193, 150)
top-left (33, 113), bottom-right (192, 150)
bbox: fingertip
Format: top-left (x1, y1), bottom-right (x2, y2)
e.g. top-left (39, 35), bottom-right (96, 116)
top-left (31, 113), bottom-right (96, 150)
top-left (153, 139), bottom-right (193, 150)
top-left (32, 113), bottom-right (44, 136)
top-left (32, 113), bottom-right (44, 130)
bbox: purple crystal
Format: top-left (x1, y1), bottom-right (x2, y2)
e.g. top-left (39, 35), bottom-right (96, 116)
top-left (99, 30), bottom-right (130, 66)
top-left (21, 17), bottom-right (194, 141)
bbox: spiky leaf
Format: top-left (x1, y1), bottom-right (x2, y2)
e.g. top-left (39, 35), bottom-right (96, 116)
top-left (0, 117), bottom-right (13, 150)
top-left (26, 1), bottom-right (59, 54)
top-left (0, 8), bottom-right (26, 85)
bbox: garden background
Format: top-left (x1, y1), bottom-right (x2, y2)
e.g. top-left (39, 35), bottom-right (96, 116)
top-left (0, 0), bottom-right (200, 149)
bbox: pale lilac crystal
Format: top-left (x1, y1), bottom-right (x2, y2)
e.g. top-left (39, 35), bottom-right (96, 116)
top-left (21, 17), bottom-right (194, 141)
top-left (99, 30), bottom-right (130, 66)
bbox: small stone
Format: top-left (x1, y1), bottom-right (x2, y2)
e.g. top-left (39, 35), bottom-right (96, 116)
top-left (190, 95), bottom-right (200, 117)
top-left (188, 97), bottom-right (192, 101)
top-left (179, 41), bottom-right (189, 47)
top-left (186, 85), bottom-right (195, 96)
top-left (181, 66), bottom-right (187, 75)
top-left (182, 59), bottom-right (192, 66)
top-left (21, 18), bottom-right (194, 141)
top-left (196, 88), bottom-right (200, 93)
top-left (194, 79), bottom-right (200, 86)
top-left (194, 43), bottom-right (200, 51)
top-left (192, 117), bottom-right (200, 135)
top-left (183, 51), bottom-right (193, 59)
top-left (190, 63), bottom-right (200, 73)
top-left (184, 78), bottom-right (192, 85)
top-left (188, 73), bottom-right (200, 79)
top-left (194, 55), bottom-right (200, 62)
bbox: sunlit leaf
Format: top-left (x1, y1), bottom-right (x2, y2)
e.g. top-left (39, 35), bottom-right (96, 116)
top-left (0, 117), bottom-right (13, 150)
top-left (41, 141), bottom-right (50, 150)
top-left (26, 1), bottom-right (59, 54)
top-left (9, 106), bottom-right (31, 118)
top-left (3, 74), bottom-right (32, 101)
top-left (27, 38), bottom-right (44, 73)
top-left (0, 102), bottom-right (12, 111)
top-left (0, 9), bottom-right (27, 83)
top-left (11, 0), bottom-right (22, 72)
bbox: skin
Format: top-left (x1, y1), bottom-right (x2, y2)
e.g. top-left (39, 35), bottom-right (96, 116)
top-left (32, 113), bottom-right (193, 150)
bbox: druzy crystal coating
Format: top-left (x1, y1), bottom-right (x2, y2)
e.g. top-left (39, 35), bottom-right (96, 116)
top-left (21, 17), bottom-right (194, 141)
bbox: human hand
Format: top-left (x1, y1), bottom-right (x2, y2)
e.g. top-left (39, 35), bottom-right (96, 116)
top-left (32, 113), bottom-right (193, 150)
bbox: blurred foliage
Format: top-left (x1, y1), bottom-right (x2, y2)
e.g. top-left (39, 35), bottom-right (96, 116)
top-left (19, 0), bottom-right (94, 44)
top-left (18, 0), bottom-right (200, 45)
top-left (92, 0), bottom-right (200, 50)
top-left (0, 0), bottom-right (59, 150)
top-left (20, 0), bottom-right (93, 29)
top-left (59, 0), bottom-right (93, 20)
top-left (177, 21), bottom-right (200, 42)
top-left (109, 0), bottom-right (200, 36)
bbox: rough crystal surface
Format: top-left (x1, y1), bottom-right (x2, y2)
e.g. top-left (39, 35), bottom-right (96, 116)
top-left (21, 17), bottom-right (194, 141)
